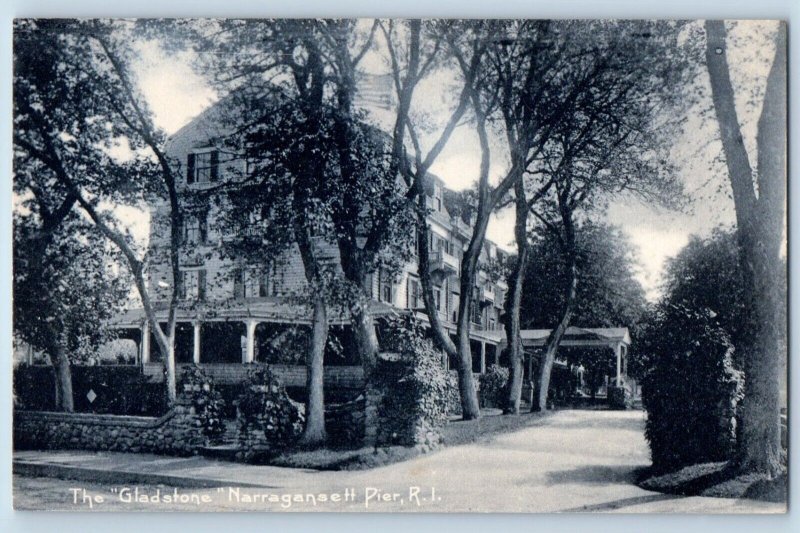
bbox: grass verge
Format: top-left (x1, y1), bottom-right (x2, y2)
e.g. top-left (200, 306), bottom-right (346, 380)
top-left (270, 407), bottom-right (553, 471)
top-left (638, 461), bottom-right (787, 503)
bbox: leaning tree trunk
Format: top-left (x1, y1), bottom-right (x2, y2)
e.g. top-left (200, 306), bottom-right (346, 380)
top-left (416, 206), bottom-right (458, 359)
top-left (505, 179), bottom-right (530, 414)
top-left (415, 198), bottom-right (480, 419)
top-left (532, 211), bottom-right (577, 413)
top-left (705, 20), bottom-right (786, 477)
top-left (532, 265), bottom-right (577, 412)
top-left (453, 212), bottom-right (492, 420)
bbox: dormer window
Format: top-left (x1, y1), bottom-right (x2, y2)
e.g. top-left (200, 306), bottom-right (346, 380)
top-left (187, 150), bottom-right (219, 185)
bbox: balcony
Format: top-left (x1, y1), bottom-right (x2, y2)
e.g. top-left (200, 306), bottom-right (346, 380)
top-left (429, 250), bottom-right (459, 277)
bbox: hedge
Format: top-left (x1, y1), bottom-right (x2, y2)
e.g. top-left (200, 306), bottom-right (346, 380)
top-left (641, 306), bottom-right (744, 473)
top-left (13, 363), bottom-right (167, 416)
top-left (479, 365), bottom-right (509, 408)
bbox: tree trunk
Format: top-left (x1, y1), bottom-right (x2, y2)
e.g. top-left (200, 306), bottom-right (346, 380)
top-left (49, 341), bottom-right (74, 412)
top-left (299, 295), bottom-right (328, 447)
top-left (292, 191), bottom-right (329, 446)
top-left (416, 206), bottom-right (458, 358)
top-left (532, 268), bottom-right (577, 412)
top-left (164, 319), bottom-right (177, 405)
top-left (532, 207), bottom-right (577, 413)
top-left (704, 20), bottom-right (786, 477)
top-left (417, 201), bottom-right (480, 419)
top-left (504, 179), bottom-right (530, 414)
top-left (351, 297), bottom-right (381, 380)
top-left (455, 315), bottom-right (481, 419)
top-left (452, 205), bottom-right (493, 420)
top-left (129, 265), bottom-right (175, 406)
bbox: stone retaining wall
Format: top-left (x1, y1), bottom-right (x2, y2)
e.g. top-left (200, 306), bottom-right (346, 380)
top-left (13, 399), bottom-right (206, 456)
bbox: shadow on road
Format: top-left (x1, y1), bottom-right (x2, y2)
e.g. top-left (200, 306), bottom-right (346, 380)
top-left (544, 464), bottom-right (649, 486)
top-left (559, 493), bottom-right (681, 512)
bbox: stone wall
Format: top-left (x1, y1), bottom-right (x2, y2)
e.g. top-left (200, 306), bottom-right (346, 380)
top-left (371, 385), bottom-right (441, 453)
top-left (14, 399), bottom-right (206, 456)
top-left (368, 358), bottom-right (451, 452)
top-left (326, 395), bottom-right (366, 446)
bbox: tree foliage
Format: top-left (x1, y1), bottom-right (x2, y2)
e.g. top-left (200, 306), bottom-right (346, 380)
top-left (14, 19), bottom-right (185, 404)
top-left (13, 215), bottom-right (128, 363)
top-left (519, 222), bottom-right (648, 331)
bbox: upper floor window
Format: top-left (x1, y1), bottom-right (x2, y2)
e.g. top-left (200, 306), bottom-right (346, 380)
top-left (433, 184), bottom-right (442, 212)
top-left (235, 266), bottom-right (279, 299)
top-left (433, 287), bottom-right (443, 312)
top-left (379, 270), bottom-right (394, 304)
top-left (183, 212), bottom-right (208, 245)
top-left (407, 278), bottom-right (422, 309)
top-left (471, 296), bottom-right (482, 325)
top-left (179, 269), bottom-right (206, 301)
top-left (187, 150), bottom-right (219, 185)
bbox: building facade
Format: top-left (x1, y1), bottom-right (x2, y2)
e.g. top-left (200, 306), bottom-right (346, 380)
top-left (112, 100), bottom-right (508, 383)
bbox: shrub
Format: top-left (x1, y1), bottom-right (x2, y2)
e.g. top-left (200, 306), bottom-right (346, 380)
top-left (607, 385), bottom-right (633, 410)
top-left (479, 365), bottom-right (509, 408)
top-left (237, 365), bottom-right (305, 451)
top-left (641, 304), bottom-right (744, 473)
top-left (375, 317), bottom-right (450, 446)
top-left (178, 364), bottom-right (226, 441)
top-left (445, 373), bottom-right (462, 416)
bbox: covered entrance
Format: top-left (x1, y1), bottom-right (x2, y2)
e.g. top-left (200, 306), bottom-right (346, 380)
top-left (501, 327), bottom-right (631, 405)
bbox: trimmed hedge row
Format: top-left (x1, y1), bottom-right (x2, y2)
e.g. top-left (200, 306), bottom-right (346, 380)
top-left (13, 364), bottom-right (167, 416)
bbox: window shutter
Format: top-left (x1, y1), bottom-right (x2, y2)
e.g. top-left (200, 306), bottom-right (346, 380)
top-left (259, 270), bottom-right (270, 297)
top-left (187, 153), bottom-right (195, 184)
top-left (178, 272), bottom-right (186, 300)
top-left (199, 214), bottom-right (208, 243)
top-left (198, 270), bottom-right (207, 300)
top-left (233, 269), bottom-right (244, 299)
top-left (210, 150), bottom-right (219, 181)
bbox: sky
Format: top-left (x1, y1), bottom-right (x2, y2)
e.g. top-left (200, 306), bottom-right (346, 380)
top-left (130, 20), bottom-right (780, 301)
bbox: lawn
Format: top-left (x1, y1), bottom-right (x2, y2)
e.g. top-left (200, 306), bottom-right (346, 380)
top-left (270, 408), bottom-right (554, 471)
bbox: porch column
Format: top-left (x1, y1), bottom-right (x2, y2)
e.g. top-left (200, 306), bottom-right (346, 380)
top-left (193, 322), bottom-right (201, 364)
top-left (615, 342), bottom-right (622, 386)
top-left (141, 321), bottom-right (151, 365)
top-left (245, 320), bottom-right (257, 364)
top-left (622, 345), bottom-right (628, 377)
top-left (480, 342), bottom-right (486, 373)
